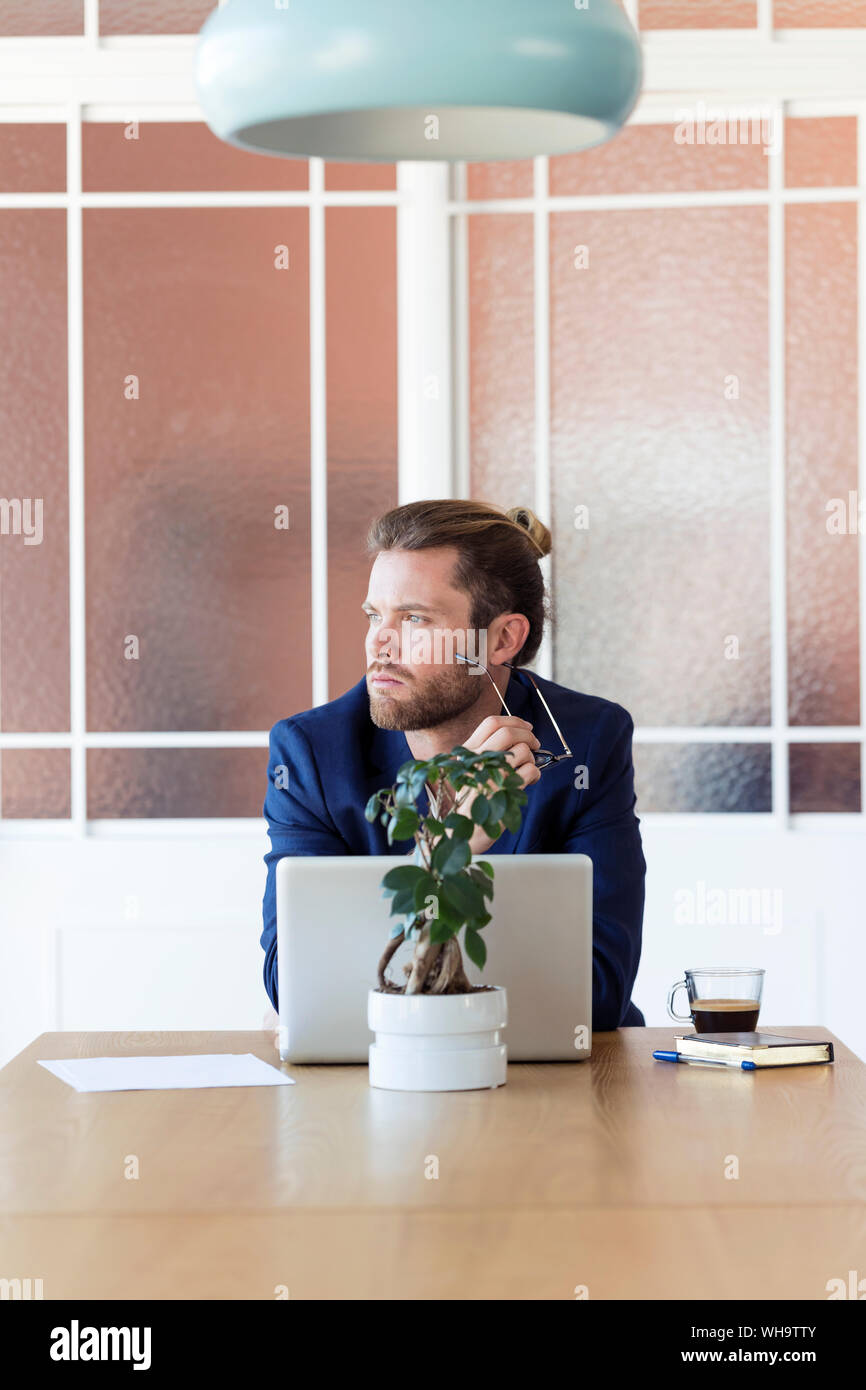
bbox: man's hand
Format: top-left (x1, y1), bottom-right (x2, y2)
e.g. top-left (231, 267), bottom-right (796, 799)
top-left (450, 715), bottom-right (541, 855)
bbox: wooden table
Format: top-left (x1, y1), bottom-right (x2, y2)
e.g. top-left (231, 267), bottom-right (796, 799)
top-left (1, 1027), bottom-right (864, 1300)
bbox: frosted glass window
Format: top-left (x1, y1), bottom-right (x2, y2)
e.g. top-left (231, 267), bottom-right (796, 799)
top-left (776, 1), bottom-right (866, 26)
top-left (0, 210), bottom-right (70, 733)
top-left (785, 118), bottom-right (857, 189)
top-left (786, 204), bottom-right (860, 726)
top-left (789, 744), bottom-right (861, 813)
top-left (99, 1), bottom-right (211, 34)
top-left (324, 164), bottom-right (396, 192)
top-left (468, 215), bottom-right (536, 510)
top-left (550, 206), bottom-right (772, 727)
top-left (0, 2), bottom-right (82, 34)
top-left (466, 162), bottom-right (534, 202)
top-left (83, 207), bottom-right (312, 733)
top-left (83, 122), bottom-right (308, 194)
top-left (0, 750), bottom-right (70, 818)
top-left (0, 125), bottom-right (66, 193)
top-left (326, 208), bottom-right (399, 700)
top-left (634, 745), bottom-right (772, 813)
top-left (87, 748), bottom-right (263, 817)
top-left (640, 1), bottom-right (757, 26)
top-left (551, 124), bottom-right (769, 197)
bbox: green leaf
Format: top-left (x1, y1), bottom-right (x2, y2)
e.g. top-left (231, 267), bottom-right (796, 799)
top-left (394, 780), bottom-right (417, 809)
top-left (468, 866), bottom-right (494, 899)
top-left (502, 802), bottom-right (522, 834)
top-left (429, 917), bottom-right (456, 944)
top-left (365, 792), bottom-right (382, 822)
top-left (382, 863), bottom-right (427, 892)
top-left (463, 927), bottom-right (487, 970)
top-left (412, 873), bottom-right (440, 912)
top-left (488, 790), bottom-right (506, 820)
top-left (444, 812), bottom-right (474, 840)
top-left (470, 794), bottom-right (489, 825)
top-left (475, 860), bottom-right (494, 879)
top-left (440, 873), bottom-right (484, 921)
top-left (410, 770), bottom-right (429, 800)
top-left (389, 887), bottom-right (417, 916)
top-left (388, 808), bottom-right (419, 844)
top-left (424, 817), bottom-right (445, 837)
top-left (431, 835), bottom-right (471, 877)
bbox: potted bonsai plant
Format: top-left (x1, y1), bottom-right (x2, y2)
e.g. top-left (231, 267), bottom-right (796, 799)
top-left (364, 745), bottom-right (527, 1092)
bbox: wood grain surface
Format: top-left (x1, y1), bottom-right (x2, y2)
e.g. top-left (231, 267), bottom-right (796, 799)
top-left (0, 1026), bottom-right (863, 1299)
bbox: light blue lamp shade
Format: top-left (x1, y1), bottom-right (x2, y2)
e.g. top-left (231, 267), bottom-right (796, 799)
top-left (194, 0), bottom-right (642, 163)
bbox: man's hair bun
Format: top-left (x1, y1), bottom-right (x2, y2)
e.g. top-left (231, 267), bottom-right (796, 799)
top-left (505, 506), bottom-right (552, 559)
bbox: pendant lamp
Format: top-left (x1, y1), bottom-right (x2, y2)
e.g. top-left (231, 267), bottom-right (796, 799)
top-left (194, 0), bottom-right (642, 164)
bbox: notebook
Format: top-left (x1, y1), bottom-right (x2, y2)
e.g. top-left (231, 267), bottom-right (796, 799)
top-left (674, 1031), bottom-right (834, 1068)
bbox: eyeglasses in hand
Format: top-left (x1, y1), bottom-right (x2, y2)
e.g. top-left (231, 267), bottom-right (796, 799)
top-left (454, 652), bottom-right (572, 771)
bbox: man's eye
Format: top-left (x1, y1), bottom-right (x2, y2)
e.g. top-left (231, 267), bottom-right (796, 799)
top-left (407, 615), bottom-right (425, 624)
top-left (365, 613), bottom-right (380, 623)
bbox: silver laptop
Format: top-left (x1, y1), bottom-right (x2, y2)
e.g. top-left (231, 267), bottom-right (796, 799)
top-left (276, 854), bottom-right (593, 1063)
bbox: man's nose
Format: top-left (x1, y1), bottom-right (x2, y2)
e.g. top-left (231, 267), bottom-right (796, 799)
top-left (370, 621), bottom-right (396, 657)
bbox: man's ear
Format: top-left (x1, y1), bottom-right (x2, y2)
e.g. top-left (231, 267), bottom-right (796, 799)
top-left (487, 612), bottom-right (530, 666)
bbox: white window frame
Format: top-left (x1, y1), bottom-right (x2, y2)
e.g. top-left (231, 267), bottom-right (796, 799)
top-left (0, 14), bottom-right (865, 839)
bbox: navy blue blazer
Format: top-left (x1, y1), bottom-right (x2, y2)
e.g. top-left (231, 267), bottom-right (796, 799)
top-left (261, 668), bottom-right (646, 1029)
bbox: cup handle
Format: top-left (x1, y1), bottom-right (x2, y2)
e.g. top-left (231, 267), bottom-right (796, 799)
top-left (667, 979), bottom-right (692, 1023)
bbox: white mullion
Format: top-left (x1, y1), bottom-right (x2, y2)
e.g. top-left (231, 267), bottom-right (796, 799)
top-left (83, 0), bottom-right (98, 45)
top-left (397, 162), bottom-right (453, 502)
top-left (533, 155), bottom-right (553, 682)
top-left (1, 724), bottom-right (864, 749)
top-left (67, 102), bottom-right (87, 836)
top-left (858, 110), bottom-right (866, 816)
top-left (0, 733), bottom-right (269, 748)
top-left (309, 157), bottom-right (328, 708)
top-left (756, 0), bottom-right (773, 42)
top-left (768, 101), bottom-right (790, 826)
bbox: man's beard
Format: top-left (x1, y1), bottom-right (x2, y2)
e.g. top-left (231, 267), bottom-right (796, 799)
top-left (367, 664), bottom-right (483, 732)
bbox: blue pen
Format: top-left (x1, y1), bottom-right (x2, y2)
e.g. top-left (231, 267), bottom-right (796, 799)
top-left (653, 1049), bottom-right (756, 1071)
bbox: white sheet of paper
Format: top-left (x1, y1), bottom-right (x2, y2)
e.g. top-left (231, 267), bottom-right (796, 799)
top-left (37, 1053), bottom-right (295, 1092)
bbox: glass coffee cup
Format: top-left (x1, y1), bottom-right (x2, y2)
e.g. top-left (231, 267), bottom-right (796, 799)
top-left (666, 967), bottom-right (765, 1033)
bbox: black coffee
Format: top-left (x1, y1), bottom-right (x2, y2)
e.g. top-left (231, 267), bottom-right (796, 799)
top-left (690, 998), bottom-right (760, 1033)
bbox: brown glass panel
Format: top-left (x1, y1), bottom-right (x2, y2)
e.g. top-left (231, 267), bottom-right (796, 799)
top-left (786, 204), bottom-right (860, 726)
top-left (0, 210), bottom-right (70, 733)
top-left (0, 125), bottom-right (66, 193)
top-left (99, 1), bottom-right (212, 34)
top-left (83, 207), bottom-right (311, 733)
top-left (324, 164), bottom-right (396, 192)
top-left (87, 747), bottom-right (264, 817)
top-left (789, 743), bottom-right (861, 812)
top-left (551, 122), bottom-right (769, 197)
top-left (1, 749), bottom-right (71, 818)
top-left (83, 122), bottom-right (308, 194)
top-left (776, 0), bottom-right (866, 26)
top-left (785, 118), bottom-right (857, 188)
top-left (0, 1), bottom-right (82, 34)
top-left (468, 214), bottom-right (535, 510)
top-left (466, 161), bottom-right (534, 202)
top-left (634, 744), bottom-right (773, 813)
top-left (641, 0), bottom-right (757, 24)
top-left (326, 207), bottom-right (398, 701)
top-left (551, 206), bottom-right (771, 727)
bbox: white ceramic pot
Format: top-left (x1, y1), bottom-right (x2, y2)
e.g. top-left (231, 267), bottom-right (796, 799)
top-left (367, 986), bottom-right (508, 1092)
